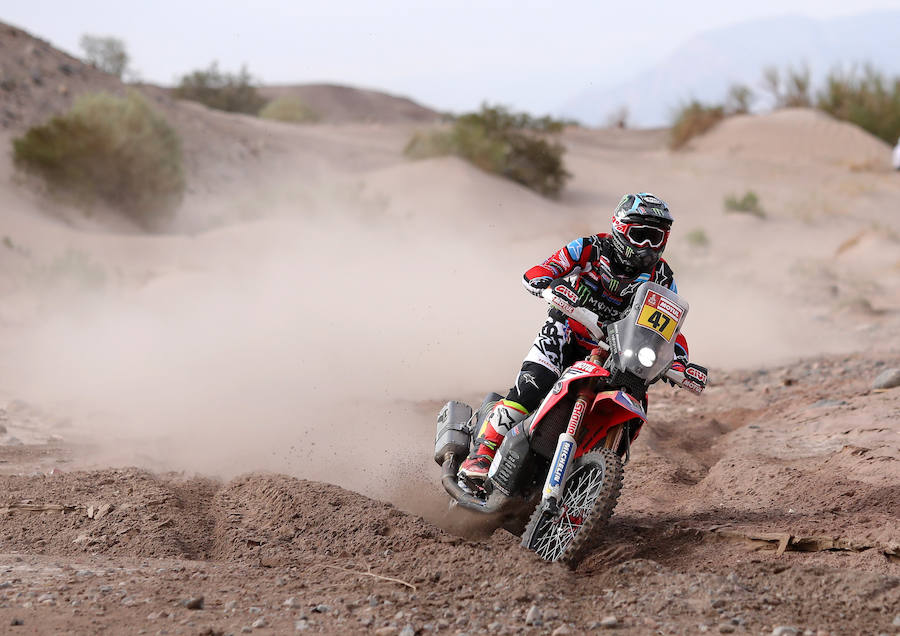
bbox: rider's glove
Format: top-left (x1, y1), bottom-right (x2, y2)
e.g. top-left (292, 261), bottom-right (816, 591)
top-left (667, 362), bottom-right (709, 394)
top-left (549, 278), bottom-right (580, 306)
top-left (522, 275), bottom-right (553, 297)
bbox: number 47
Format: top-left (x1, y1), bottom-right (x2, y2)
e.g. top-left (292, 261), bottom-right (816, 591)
top-left (647, 310), bottom-right (670, 332)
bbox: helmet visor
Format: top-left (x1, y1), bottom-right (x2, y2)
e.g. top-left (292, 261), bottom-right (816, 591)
top-left (624, 224), bottom-right (668, 248)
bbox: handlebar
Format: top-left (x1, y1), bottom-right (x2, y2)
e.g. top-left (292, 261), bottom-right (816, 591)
top-left (540, 286), bottom-right (693, 390)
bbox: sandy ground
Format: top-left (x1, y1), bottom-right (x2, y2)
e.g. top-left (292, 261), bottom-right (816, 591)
top-left (1, 20), bottom-right (900, 636)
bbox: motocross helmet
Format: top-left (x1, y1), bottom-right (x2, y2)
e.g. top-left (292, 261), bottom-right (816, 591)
top-left (609, 192), bottom-right (673, 275)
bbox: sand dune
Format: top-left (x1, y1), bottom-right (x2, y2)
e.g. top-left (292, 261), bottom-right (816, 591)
top-left (691, 107), bottom-right (893, 169)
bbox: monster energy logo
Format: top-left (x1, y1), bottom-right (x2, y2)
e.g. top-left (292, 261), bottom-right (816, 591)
top-left (624, 246), bottom-right (634, 257)
top-left (577, 285), bottom-right (592, 302)
top-left (607, 278), bottom-right (619, 291)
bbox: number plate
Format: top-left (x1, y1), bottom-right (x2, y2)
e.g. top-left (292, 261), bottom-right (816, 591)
top-left (635, 290), bottom-right (684, 341)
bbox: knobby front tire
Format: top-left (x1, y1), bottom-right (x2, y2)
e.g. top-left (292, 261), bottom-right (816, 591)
top-left (521, 448), bottom-right (624, 569)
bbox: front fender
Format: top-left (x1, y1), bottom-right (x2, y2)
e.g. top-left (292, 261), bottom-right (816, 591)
top-left (575, 390), bottom-right (647, 456)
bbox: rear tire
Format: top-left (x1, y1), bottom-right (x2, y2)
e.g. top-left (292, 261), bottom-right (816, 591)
top-left (520, 448), bottom-right (623, 569)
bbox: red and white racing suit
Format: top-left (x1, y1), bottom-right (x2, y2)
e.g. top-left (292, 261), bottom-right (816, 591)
top-left (504, 233), bottom-right (690, 413)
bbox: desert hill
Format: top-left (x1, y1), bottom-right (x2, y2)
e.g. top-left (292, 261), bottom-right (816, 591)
top-left (259, 82), bottom-right (440, 124)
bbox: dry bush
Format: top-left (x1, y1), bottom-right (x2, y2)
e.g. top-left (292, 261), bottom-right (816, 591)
top-left (817, 66), bottom-right (900, 144)
top-left (174, 62), bottom-right (266, 114)
top-left (79, 34), bottom-right (129, 78)
top-left (725, 83), bottom-right (755, 115)
top-left (606, 105), bottom-right (629, 129)
top-left (258, 96), bottom-right (319, 123)
top-left (12, 91), bottom-right (185, 227)
top-left (669, 100), bottom-right (725, 149)
top-left (761, 64), bottom-right (812, 108)
top-left (685, 228), bottom-right (710, 247)
top-left (724, 191), bottom-right (765, 218)
top-left (404, 104), bottom-right (570, 197)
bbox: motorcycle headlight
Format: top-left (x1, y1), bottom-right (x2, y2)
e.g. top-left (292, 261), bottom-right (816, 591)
top-left (637, 347), bottom-right (656, 368)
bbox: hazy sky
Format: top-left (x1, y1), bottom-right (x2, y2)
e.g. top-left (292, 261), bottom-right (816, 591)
top-left (5, 0), bottom-right (900, 113)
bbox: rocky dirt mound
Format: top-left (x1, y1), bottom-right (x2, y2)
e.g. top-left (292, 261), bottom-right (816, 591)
top-left (0, 468), bottom-right (219, 560)
top-left (259, 83), bottom-right (439, 124)
top-left (690, 108), bottom-right (892, 169)
top-left (0, 22), bottom-right (125, 133)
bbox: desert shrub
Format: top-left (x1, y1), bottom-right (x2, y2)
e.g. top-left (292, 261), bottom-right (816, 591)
top-left (606, 105), bottom-right (629, 129)
top-left (685, 229), bottom-right (710, 247)
top-left (12, 91), bottom-right (185, 226)
top-left (669, 100), bottom-right (725, 149)
top-left (725, 83), bottom-right (754, 115)
top-left (79, 34), bottom-right (129, 78)
top-left (30, 249), bottom-right (107, 291)
top-left (258, 96), bottom-right (319, 123)
top-left (761, 64), bottom-right (812, 108)
top-left (404, 104), bottom-right (570, 196)
top-left (816, 66), bottom-right (900, 144)
top-left (174, 62), bottom-right (266, 114)
top-left (724, 191), bottom-right (765, 218)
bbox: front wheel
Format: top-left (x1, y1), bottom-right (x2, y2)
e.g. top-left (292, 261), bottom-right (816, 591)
top-left (520, 448), bottom-right (624, 569)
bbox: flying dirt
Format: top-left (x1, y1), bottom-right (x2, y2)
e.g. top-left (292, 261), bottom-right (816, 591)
top-left (0, 20), bottom-right (899, 635)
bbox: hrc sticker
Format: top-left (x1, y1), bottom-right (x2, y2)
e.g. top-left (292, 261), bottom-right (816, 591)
top-left (635, 291), bottom-right (684, 341)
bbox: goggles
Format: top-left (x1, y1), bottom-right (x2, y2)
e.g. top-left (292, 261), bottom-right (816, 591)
top-left (614, 220), bottom-right (669, 248)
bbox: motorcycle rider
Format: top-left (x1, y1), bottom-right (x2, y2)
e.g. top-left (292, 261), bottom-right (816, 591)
top-left (459, 192), bottom-right (704, 482)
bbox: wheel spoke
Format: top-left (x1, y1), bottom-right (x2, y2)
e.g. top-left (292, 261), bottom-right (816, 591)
top-left (531, 460), bottom-right (607, 561)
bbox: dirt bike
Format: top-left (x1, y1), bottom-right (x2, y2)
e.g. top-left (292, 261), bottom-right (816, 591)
top-left (434, 280), bottom-right (708, 569)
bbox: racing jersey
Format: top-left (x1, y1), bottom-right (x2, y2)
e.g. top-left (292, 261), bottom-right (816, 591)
top-left (522, 233), bottom-right (689, 360)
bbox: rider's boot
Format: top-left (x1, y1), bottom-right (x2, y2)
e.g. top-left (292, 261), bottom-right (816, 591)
top-left (458, 399), bottom-right (529, 482)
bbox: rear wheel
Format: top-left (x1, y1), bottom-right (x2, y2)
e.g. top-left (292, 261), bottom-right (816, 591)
top-left (520, 448), bottom-right (623, 569)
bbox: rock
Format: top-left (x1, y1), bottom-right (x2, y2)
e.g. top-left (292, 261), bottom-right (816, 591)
top-left (525, 605), bottom-right (542, 626)
top-left (283, 597), bottom-right (299, 608)
top-left (893, 615), bottom-right (900, 627)
top-left (810, 399), bottom-right (847, 408)
top-left (552, 625), bottom-right (574, 635)
top-left (183, 596), bottom-right (204, 610)
top-left (95, 503), bottom-right (112, 519)
top-left (872, 368), bottom-right (900, 390)
top-left (719, 624), bottom-right (735, 634)
top-left (241, 628), bottom-right (252, 634)
top-left (375, 628), bottom-right (398, 636)
top-left (600, 616), bottom-right (618, 629)
top-left (251, 618), bottom-right (267, 628)
top-left (249, 606), bottom-right (263, 614)
top-left (772, 628), bottom-right (799, 636)
top-left (399, 625), bottom-right (416, 636)
top-left (313, 604), bottom-right (330, 613)
top-left (225, 600), bottom-right (238, 612)
top-left (10, 618), bottom-right (23, 626)
top-left (295, 619), bottom-right (310, 631)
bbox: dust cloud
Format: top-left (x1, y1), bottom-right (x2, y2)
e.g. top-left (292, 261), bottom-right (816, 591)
top-left (3, 207), bottom-right (545, 513)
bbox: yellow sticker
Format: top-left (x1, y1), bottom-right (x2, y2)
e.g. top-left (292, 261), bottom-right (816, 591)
top-left (635, 291), bottom-right (683, 341)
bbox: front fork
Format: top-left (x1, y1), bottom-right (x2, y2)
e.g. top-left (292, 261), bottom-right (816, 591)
top-left (541, 389), bottom-right (590, 509)
top-left (540, 349), bottom-right (607, 510)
